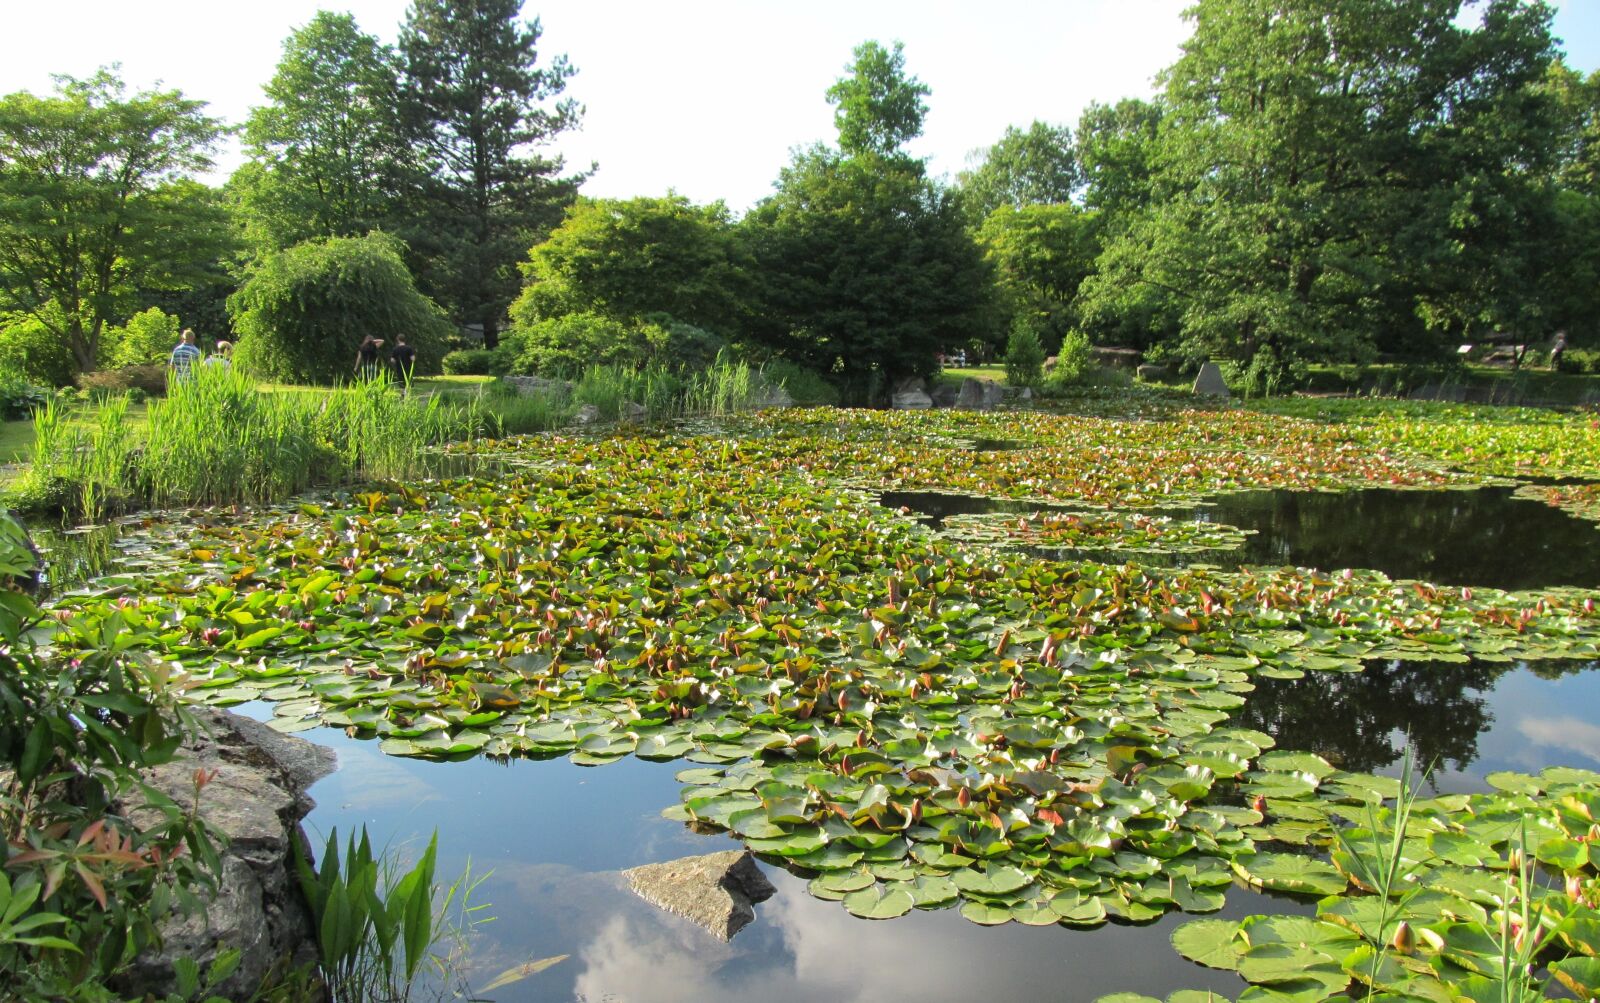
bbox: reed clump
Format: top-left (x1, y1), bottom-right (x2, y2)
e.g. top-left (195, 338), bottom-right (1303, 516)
top-left (15, 367), bottom-right (481, 522)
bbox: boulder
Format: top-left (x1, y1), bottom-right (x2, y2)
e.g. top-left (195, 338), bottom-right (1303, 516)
top-left (1136, 363), bottom-right (1169, 383)
top-left (1192, 362), bottom-right (1231, 398)
top-left (503, 375), bottom-right (573, 398)
top-left (891, 378), bottom-right (933, 410)
top-left (623, 850), bottom-right (776, 942)
top-left (756, 383), bottom-right (794, 408)
top-left (929, 382), bottom-right (959, 408)
top-left (571, 403), bottom-right (602, 426)
top-left (117, 709), bottom-right (336, 1001)
top-left (982, 381), bottom-right (1006, 408)
top-left (954, 377), bottom-right (990, 410)
top-left (621, 400), bottom-right (648, 423)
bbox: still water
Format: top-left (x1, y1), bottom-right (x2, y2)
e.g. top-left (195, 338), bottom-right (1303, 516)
top-left (881, 485), bottom-right (1600, 591)
top-left (264, 656), bottom-right (1600, 1003)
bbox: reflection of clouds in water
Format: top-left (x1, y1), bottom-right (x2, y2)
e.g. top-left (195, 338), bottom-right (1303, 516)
top-left (305, 741), bottom-right (441, 818)
top-left (566, 874), bottom-right (1242, 1003)
top-left (1519, 716), bottom-right (1600, 765)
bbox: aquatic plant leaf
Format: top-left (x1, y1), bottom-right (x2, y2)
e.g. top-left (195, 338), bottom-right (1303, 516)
top-left (1173, 919), bottom-right (1243, 970)
top-left (1232, 854), bottom-right (1347, 897)
top-left (841, 883), bottom-right (914, 920)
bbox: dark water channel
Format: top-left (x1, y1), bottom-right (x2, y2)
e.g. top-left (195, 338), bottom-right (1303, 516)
top-left (882, 485), bottom-right (1600, 591)
top-left (277, 654), bottom-right (1600, 1003)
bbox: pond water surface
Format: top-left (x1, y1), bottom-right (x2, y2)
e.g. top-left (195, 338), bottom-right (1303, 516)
top-left (268, 654), bottom-right (1600, 1003)
top-left (881, 485), bottom-right (1600, 591)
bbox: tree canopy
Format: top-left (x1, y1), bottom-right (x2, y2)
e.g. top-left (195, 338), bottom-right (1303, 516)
top-left (958, 121), bottom-right (1079, 221)
top-left (230, 12), bottom-right (403, 251)
top-left (0, 71), bottom-right (232, 372)
top-left (395, 0), bottom-right (587, 348)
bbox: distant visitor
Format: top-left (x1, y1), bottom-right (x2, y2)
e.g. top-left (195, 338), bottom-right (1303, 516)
top-left (169, 328), bottom-right (201, 381)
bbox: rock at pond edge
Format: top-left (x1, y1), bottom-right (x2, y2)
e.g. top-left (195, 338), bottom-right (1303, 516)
top-left (1192, 362), bottom-right (1231, 398)
top-left (115, 708), bottom-right (336, 1001)
top-left (623, 850), bottom-right (777, 942)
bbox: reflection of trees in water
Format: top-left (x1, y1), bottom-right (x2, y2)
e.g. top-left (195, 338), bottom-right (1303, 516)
top-left (1231, 659), bottom-right (1506, 775)
top-left (1526, 658), bottom-right (1600, 681)
top-left (34, 525), bottom-right (121, 595)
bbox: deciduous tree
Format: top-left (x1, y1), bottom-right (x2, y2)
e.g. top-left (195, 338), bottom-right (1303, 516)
top-left (230, 12), bottom-right (403, 251)
top-left (958, 121), bottom-right (1079, 221)
top-left (0, 71), bottom-right (232, 373)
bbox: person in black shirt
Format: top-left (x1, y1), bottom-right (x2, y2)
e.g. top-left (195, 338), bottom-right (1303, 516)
top-left (353, 335), bottom-right (384, 380)
top-left (388, 335), bottom-right (417, 386)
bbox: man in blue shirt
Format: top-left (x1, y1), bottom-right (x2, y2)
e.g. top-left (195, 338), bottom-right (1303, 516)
top-left (169, 329), bottom-right (201, 381)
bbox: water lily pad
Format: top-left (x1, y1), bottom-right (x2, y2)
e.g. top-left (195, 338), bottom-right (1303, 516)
top-left (1172, 919), bottom-right (1243, 970)
top-left (1231, 854), bottom-right (1347, 897)
top-left (841, 883), bottom-right (914, 920)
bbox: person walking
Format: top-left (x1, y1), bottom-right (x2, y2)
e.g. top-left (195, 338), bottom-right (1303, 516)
top-left (169, 328), bottom-right (202, 382)
top-left (388, 335), bottom-right (417, 386)
top-left (1551, 331), bottom-right (1568, 371)
top-left (353, 335), bottom-right (384, 380)
top-left (204, 340), bottom-right (233, 370)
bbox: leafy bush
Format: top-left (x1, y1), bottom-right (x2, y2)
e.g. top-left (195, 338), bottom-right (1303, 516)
top-left (0, 512), bottom-right (224, 997)
top-left (0, 369), bottom-right (52, 420)
top-left (0, 314), bottom-right (77, 388)
top-left (442, 349), bottom-right (501, 376)
top-left (763, 359), bottom-right (839, 406)
top-left (76, 365), bottom-right (167, 399)
top-left (1042, 330), bottom-right (1092, 392)
top-left (105, 307), bottom-right (181, 368)
top-left (229, 233), bottom-right (451, 384)
top-left (1003, 319), bottom-right (1046, 389)
top-left (508, 312), bottom-right (667, 375)
top-left (1556, 347), bottom-right (1600, 374)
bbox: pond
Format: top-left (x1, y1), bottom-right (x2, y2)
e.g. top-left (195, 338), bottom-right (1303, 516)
top-left (33, 407), bottom-right (1600, 1002)
top-left (276, 654), bottom-right (1599, 1001)
top-left (883, 485), bottom-right (1600, 592)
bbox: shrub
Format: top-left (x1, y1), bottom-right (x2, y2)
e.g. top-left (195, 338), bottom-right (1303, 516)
top-left (442, 349), bottom-right (500, 376)
top-left (229, 233), bottom-right (451, 384)
top-left (0, 313), bottom-right (77, 388)
top-left (1003, 319), bottom-right (1046, 388)
top-left (1556, 347), bottom-right (1600, 374)
top-left (1043, 330), bottom-right (1092, 392)
top-left (763, 359), bottom-right (839, 406)
top-left (76, 364), bottom-right (167, 399)
top-left (0, 369), bottom-right (52, 420)
top-left (106, 307), bottom-right (181, 368)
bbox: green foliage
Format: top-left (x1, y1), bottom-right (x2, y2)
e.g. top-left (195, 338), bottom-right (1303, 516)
top-left (76, 365), bottom-right (168, 400)
top-left (441, 349), bottom-right (502, 377)
top-left (105, 307), bottom-right (181, 369)
top-left (1075, 98), bottom-right (1164, 216)
top-left (825, 40), bottom-right (929, 159)
top-left (395, 0), bottom-right (585, 348)
top-left (0, 70), bottom-right (234, 374)
top-left (745, 150), bottom-right (993, 399)
top-left (1043, 330), bottom-right (1092, 392)
top-left (0, 370), bottom-right (52, 421)
top-left (229, 233), bottom-right (450, 384)
top-left (762, 359), bottom-right (839, 406)
top-left (1556, 346), bottom-right (1600, 373)
top-left (958, 120), bottom-right (1079, 221)
top-left (513, 195), bottom-right (752, 339)
top-left (978, 203), bottom-right (1100, 352)
top-left (231, 11), bottom-right (403, 252)
top-left (1003, 320), bottom-right (1045, 388)
top-left (508, 312), bottom-right (656, 375)
top-left (0, 313), bottom-right (82, 388)
top-left (13, 366), bottom-right (478, 521)
top-left (0, 511), bottom-right (224, 997)
top-left (1091, 0), bottom-right (1560, 368)
top-left (295, 828), bottom-right (442, 1001)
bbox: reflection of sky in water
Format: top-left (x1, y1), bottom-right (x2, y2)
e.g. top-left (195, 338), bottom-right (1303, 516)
top-left (290, 721), bottom-right (1300, 1002)
top-left (1426, 663), bottom-right (1600, 793)
top-left (265, 661), bottom-right (1600, 1001)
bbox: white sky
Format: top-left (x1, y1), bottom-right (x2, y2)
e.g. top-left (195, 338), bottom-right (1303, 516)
top-left (3, 0), bottom-right (1598, 211)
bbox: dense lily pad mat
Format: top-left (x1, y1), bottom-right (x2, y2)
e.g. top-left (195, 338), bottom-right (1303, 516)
top-left (45, 410), bottom-right (1600, 937)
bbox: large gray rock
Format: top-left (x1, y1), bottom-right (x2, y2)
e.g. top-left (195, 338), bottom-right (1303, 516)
top-left (503, 375), bottom-right (573, 398)
top-left (1192, 362), bottom-right (1231, 398)
top-left (623, 850), bottom-right (776, 941)
top-left (891, 377), bottom-right (933, 410)
top-left (117, 709), bottom-right (336, 1001)
top-left (929, 381), bottom-right (959, 408)
top-left (621, 400), bottom-right (648, 422)
top-left (572, 403), bottom-right (602, 426)
top-left (1136, 363), bottom-right (1169, 383)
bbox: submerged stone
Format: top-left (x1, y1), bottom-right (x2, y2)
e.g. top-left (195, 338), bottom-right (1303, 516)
top-left (623, 849), bottom-right (776, 941)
